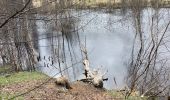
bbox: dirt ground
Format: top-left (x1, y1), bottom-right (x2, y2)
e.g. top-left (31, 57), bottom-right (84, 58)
top-left (1, 79), bottom-right (118, 100)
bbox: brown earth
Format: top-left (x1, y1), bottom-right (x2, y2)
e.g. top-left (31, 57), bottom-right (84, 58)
top-left (1, 79), bottom-right (120, 100)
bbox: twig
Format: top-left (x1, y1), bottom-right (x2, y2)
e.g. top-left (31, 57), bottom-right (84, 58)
top-left (0, 0), bottom-right (31, 28)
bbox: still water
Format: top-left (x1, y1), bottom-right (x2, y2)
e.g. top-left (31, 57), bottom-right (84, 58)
top-left (35, 8), bottom-right (170, 89)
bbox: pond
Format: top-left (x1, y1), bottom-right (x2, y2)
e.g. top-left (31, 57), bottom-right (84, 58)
top-left (35, 8), bottom-right (170, 90)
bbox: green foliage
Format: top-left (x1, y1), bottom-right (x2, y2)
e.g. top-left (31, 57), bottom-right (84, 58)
top-left (0, 71), bottom-right (48, 86)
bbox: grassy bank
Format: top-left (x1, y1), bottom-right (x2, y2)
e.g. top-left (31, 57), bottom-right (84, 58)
top-left (0, 65), bottom-right (13, 74)
top-left (0, 72), bottom-right (48, 100)
top-left (0, 72), bottom-right (48, 86)
top-left (0, 72), bottom-right (149, 100)
top-left (107, 90), bottom-right (148, 100)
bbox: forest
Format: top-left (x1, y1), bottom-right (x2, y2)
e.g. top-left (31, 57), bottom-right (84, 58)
top-left (0, 0), bottom-right (170, 100)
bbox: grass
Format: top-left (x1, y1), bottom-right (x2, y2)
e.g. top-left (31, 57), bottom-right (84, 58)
top-left (107, 90), bottom-right (148, 100)
top-left (0, 71), bottom-right (48, 100)
top-left (0, 65), bottom-right (12, 73)
top-left (127, 96), bottom-right (148, 100)
top-left (0, 71), bottom-right (48, 86)
top-left (107, 90), bottom-right (124, 99)
top-left (72, 0), bottom-right (121, 8)
top-left (0, 93), bottom-right (24, 100)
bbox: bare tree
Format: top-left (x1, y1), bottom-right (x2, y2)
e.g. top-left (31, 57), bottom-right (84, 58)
top-left (125, 1), bottom-right (170, 98)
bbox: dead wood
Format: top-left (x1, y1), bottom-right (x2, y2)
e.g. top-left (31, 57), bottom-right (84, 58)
top-left (80, 43), bottom-right (108, 88)
top-left (55, 76), bottom-right (72, 89)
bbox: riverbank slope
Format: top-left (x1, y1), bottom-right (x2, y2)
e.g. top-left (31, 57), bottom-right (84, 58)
top-left (0, 72), bottom-right (146, 100)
